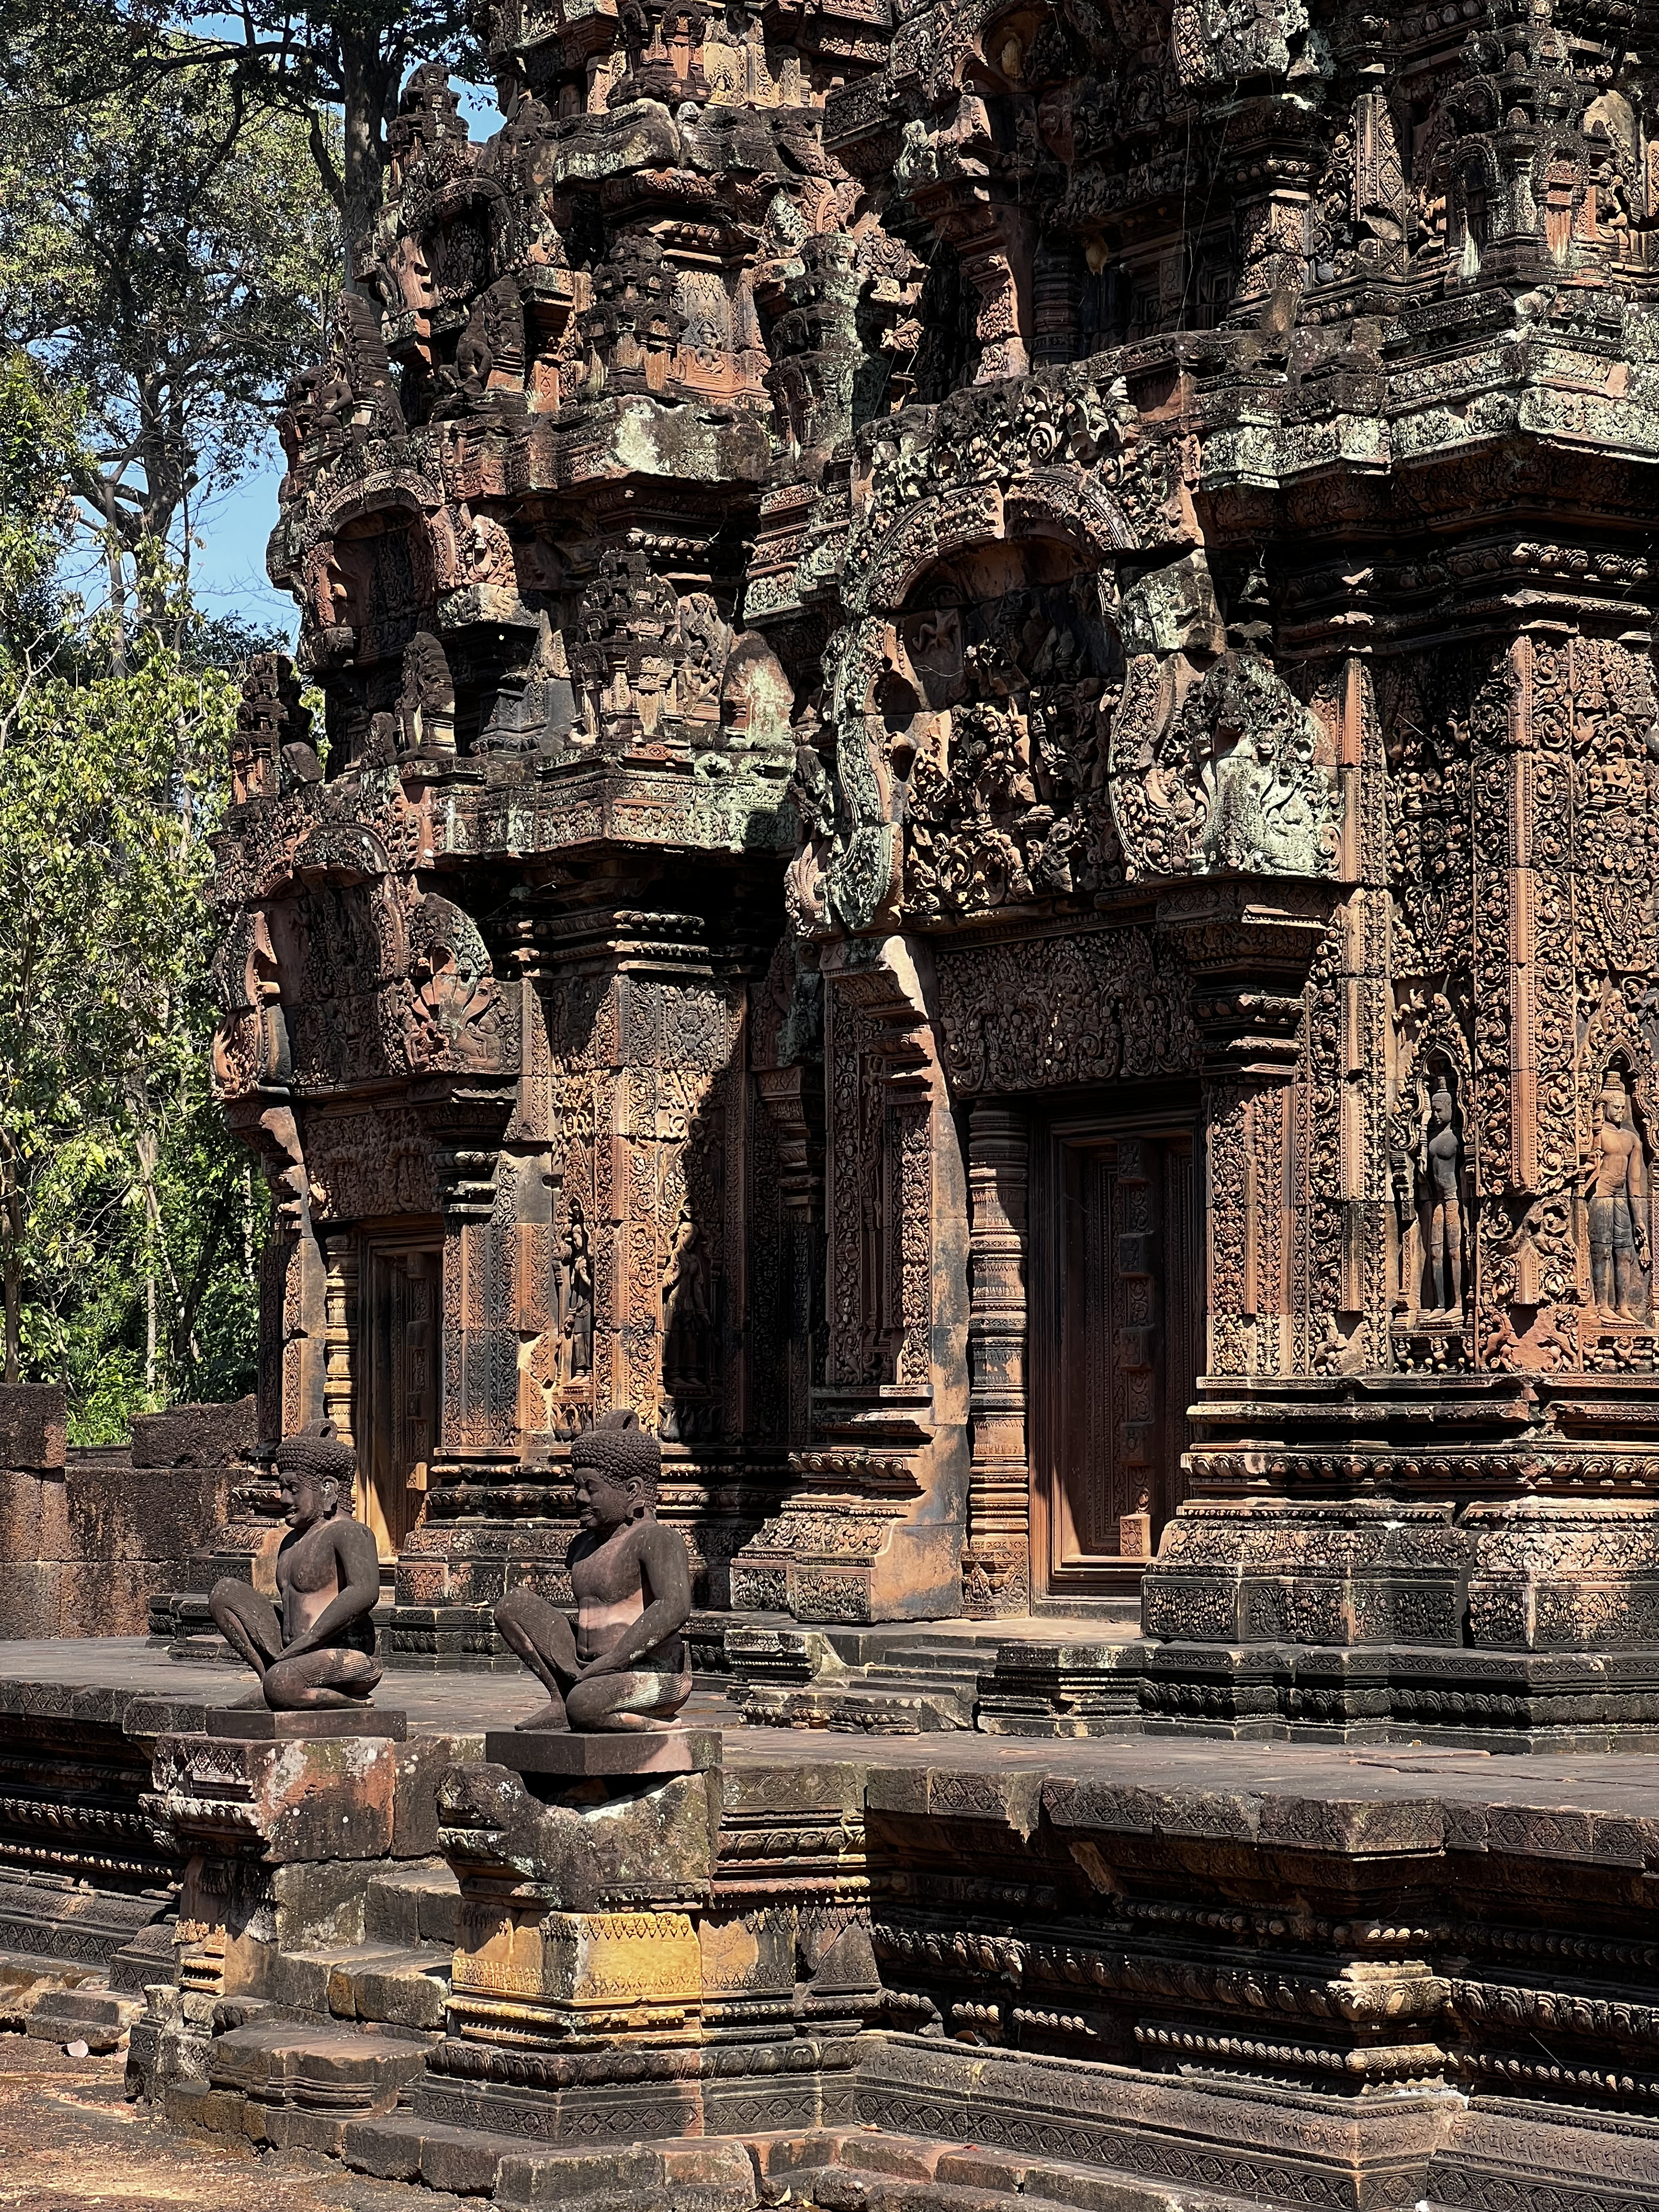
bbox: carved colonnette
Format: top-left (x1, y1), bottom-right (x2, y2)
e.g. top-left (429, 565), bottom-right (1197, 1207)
top-left (731, 932), bottom-right (971, 1622)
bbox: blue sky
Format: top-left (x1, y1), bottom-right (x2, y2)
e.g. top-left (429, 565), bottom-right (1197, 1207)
top-left (192, 457), bottom-right (294, 640)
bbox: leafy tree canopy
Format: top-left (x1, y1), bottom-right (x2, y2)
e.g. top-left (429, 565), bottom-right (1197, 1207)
top-left (4, 0), bottom-right (488, 246)
top-left (0, 348), bottom-right (263, 1435)
top-left (0, 27), bottom-right (341, 637)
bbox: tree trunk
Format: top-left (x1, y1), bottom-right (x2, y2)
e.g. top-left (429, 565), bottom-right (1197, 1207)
top-left (99, 480), bottom-right (128, 677)
top-left (1, 1133), bottom-right (22, 1389)
top-left (339, 31), bottom-right (394, 276)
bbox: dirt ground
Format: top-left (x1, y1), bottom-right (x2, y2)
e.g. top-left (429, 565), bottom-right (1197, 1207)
top-left (0, 2041), bottom-right (461, 2212)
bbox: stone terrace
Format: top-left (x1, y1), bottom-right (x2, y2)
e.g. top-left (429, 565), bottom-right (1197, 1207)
top-left (2, 1642), bottom-right (1657, 2212)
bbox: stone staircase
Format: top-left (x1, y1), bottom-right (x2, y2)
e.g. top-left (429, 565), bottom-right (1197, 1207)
top-left (0, 1868), bottom-right (170, 2052)
top-left (726, 1618), bottom-right (1142, 1733)
top-left (270, 1856), bottom-right (458, 2029)
top-left (329, 2115), bottom-right (1271, 2210)
top-left (159, 1856), bottom-right (461, 2152)
top-left (727, 1624), bottom-right (993, 1731)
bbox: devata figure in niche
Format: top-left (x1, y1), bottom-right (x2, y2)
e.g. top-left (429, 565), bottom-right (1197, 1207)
top-left (1423, 1085), bottom-right (1464, 1319)
top-left (210, 1423), bottom-right (383, 1710)
top-left (494, 1412), bottom-right (692, 1731)
top-left (1588, 1070), bottom-right (1650, 1323)
top-left (1387, 1109), bottom-right (1422, 1316)
top-left (662, 1200), bottom-right (713, 1393)
top-left (559, 1200), bottom-right (594, 1384)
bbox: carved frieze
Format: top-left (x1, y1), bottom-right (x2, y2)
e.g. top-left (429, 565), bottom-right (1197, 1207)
top-left (935, 928), bottom-right (1199, 1098)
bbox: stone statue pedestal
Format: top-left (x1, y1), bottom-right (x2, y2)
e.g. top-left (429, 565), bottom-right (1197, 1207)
top-left (205, 1707), bottom-right (408, 1742)
top-left (481, 1724), bottom-right (719, 1777)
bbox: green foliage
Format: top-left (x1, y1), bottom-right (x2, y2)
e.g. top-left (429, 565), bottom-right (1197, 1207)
top-left (0, 349), bottom-right (81, 630)
top-left (4, 0), bottom-right (488, 240)
top-left (0, 28), bottom-right (341, 610)
top-left (0, 348), bottom-right (264, 1437)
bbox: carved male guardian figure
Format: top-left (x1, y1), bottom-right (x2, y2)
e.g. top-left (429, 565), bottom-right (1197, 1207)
top-left (210, 1422), bottom-right (384, 1710)
top-left (494, 1411), bottom-right (692, 1731)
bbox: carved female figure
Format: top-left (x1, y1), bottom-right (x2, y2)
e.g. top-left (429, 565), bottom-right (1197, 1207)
top-left (560, 1200), bottom-right (594, 1383)
top-left (1387, 1109), bottom-right (1421, 1314)
top-left (1588, 1070), bottom-right (1650, 1322)
top-left (662, 1200), bottom-right (713, 1392)
top-left (1422, 1084), bottom-right (1464, 1318)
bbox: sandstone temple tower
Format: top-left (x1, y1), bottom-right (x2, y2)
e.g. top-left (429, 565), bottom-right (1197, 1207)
top-left (212, 0), bottom-right (1659, 1740)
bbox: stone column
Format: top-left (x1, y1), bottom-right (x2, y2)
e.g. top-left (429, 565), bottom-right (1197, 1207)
top-left (962, 1103), bottom-right (1029, 1618)
top-left (322, 1232), bottom-right (358, 1455)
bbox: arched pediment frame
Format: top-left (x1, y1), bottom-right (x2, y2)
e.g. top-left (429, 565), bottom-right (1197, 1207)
top-left (846, 470), bottom-right (1138, 622)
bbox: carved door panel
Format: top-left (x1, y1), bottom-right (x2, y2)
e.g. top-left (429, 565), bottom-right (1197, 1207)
top-left (1035, 1126), bottom-right (1195, 1598)
top-left (359, 1234), bottom-right (441, 1560)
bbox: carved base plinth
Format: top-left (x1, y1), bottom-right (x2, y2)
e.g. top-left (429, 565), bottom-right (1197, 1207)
top-left (1578, 1325), bottom-right (1659, 1374)
top-left (961, 1542), bottom-right (1031, 1620)
top-left (448, 1907), bottom-right (705, 2052)
top-left (482, 1727), bottom-right (721, 1778)
top-left (148, 1728), bottom-right (400, 1868)
top-left (1143, 1498), bottom-right (1467, 1648)
top-left (383, 1604), bottom-right (516, 1671)
top-left (203, 1707), bottom-right (407, 1741)
top-left (1139, 1491), bottom-right (1659, 1742)
top-left (1136, 1641), bottom-right (1659, 1747)
top-left (975, 1640), bottom-right (1144, 1737)
top-left (410, 2034), bottom-right (860, 2148)
top-left (383, 1601), bottom-right (734, 1677)
top-left (729, 1454), bottom-right (963, 1624)
top-left (1389, 1321), bottom-right (1473, 1375)
top-left (1464, 1499), bottom-right (1659, 1648)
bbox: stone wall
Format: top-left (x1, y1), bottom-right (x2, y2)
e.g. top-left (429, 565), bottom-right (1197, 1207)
top-left (0, 1388), bottom-right (256, 1639)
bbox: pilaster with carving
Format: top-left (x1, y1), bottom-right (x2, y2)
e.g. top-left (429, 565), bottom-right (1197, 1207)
top-left (962, 1103), bottom-right (1030, 1618)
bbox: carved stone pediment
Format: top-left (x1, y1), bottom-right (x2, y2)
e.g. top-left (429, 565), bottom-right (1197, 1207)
top-left (1111, 641), bottom-right (1342, 885)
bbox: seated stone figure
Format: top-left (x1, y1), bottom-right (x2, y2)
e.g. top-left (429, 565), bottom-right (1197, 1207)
top-left (210, 1422), bottom-right (383, 1711)
top-left (495, 1411), bottom-right (692, 1732)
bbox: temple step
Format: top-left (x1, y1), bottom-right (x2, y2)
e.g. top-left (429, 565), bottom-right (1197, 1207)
top-left (341, 2113), bottom-right (550, 2195)
top-left (345, 2116), bottom-right (762, 2204)
top-left (755, 2128), bottom-right (1262, 2212)
top-left (727, 1619), bottom-right (1145, 1733)
top-left (276, 1938), bottom-right (452, 2029)
top-left (0, 1955), bottom-right (138, 2048)
top-left (363, 1855), bottom-right (462, 1947)
top-left (166, 2020), bottom-right (432, 2156)
top-left (495, 2136), bottom-right (761, 2211)
top-left (736, 1682), bottom-right (969, 1733)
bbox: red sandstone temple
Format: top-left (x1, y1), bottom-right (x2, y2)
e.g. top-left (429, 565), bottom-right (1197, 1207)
top-left (3, 0), bottom-right (1659, 2202)
top-left (186, 16), bottom-right (1659, 1751)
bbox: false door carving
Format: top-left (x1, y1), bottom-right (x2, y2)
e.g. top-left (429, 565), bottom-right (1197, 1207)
top-left (358, 1230), bottom-right (441, 1559)
top-left (1035, 1125), bottom-right (1196, 1598)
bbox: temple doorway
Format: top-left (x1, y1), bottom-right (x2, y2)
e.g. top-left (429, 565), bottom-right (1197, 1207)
top-left (1031, 1116), bottom-right (1197, 1600)
top-left (356, 1229), bottom-right (441, 1560)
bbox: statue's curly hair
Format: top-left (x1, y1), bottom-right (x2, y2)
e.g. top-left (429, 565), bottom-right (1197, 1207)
top-left (273, 1420), bottom-right (357, 1491)
top-left (570, 1409), bottom-right (659, 1501)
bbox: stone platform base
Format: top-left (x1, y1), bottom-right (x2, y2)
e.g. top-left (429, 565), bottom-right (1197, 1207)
top-left (165, 2072), bottom-right (1659, 2212)
top-left (1137, 1638), bottom-right (1659, 1749)
top-left (8, 1643), bottom-right (1659, 2212)
top-left (204, 1705), bottom-right (408, 1740)
top-left (483, 1724), bottom-right (720, 1775)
